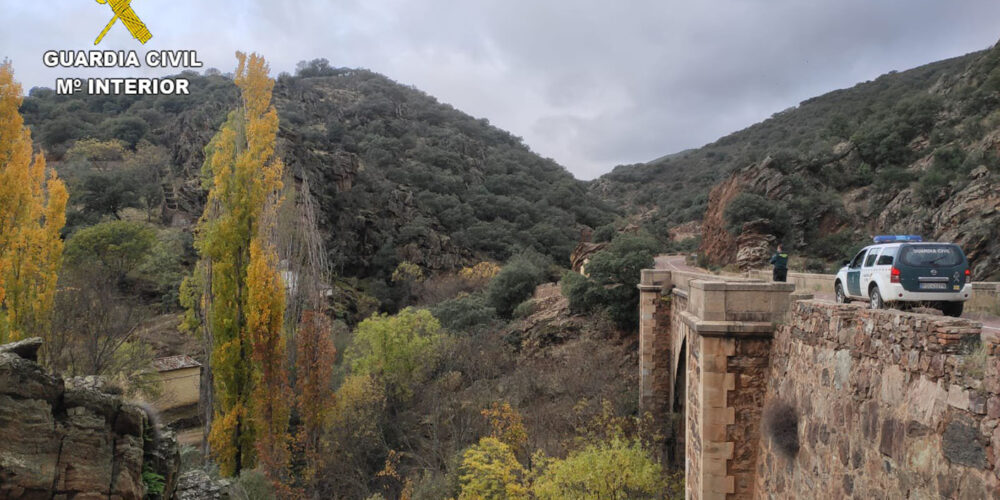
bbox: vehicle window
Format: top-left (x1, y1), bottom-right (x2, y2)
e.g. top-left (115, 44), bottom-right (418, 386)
top-left (899, 245), bottom-right (963, 267)
top-left (849, 249), bottom-right (867, 269)
top-left (864, 249), bottom-right (879, 267)
top-left (877, 246), bottom-right (897, 266)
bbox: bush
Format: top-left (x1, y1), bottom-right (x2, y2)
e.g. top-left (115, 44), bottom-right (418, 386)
top-left (591, 223), bottom-right (616, 243)
top-left (512, 299), bottom-right (536, 319)
top-left (723, 193), bottom-right (789, 236)
top-left (346, 308), bottom-right (446, 399)
top-left (430, 293), bottom-right (496, 332)
top-left (560, 271), bottom-right (603, 315)
top-left (229, 469), bottom-right (276, 500)
top-left (763, 400), bottom-right (799, 459)
top-left (64, 220), bottom-right (156, 286)
top-left (458, 437), bottom-right (530, 500)
top-left (487, 252), bottom-right (550, 318)
top-left (531, 437), bottom-right (666, 500)
top-left (562, 233), bottom-right (658, 329)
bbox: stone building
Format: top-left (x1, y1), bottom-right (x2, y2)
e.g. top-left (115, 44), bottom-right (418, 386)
top-left (152, 354), bottom-right (201, 412)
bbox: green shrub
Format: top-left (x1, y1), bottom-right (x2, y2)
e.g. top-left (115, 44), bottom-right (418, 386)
top-left (141, 466), bottom-right (165, 496)
top-left (229, 469), bottom-right (275, 500)
top-left (531, 437), bottom-right (666, 500)
top-left (561, 271), bottom-right (603, 315)
top-left (562, 233), bottom-right (658, 329)
top-left (512, 299), bottom-right (536, 319)
top-left (592, 223), bottom-right (616, 243)
top-left (64, 220), bottom-right (156, 285)
top-left (430, 293), bottom-right (496, 332)
top-left (915, 168), bottom-right (952, 204)
top-left (487, 252), bottom-right (550, 318)
top-left (723, 193), bottom-right (789, 236)
top-left (346, 308), bottom-right (446, 399)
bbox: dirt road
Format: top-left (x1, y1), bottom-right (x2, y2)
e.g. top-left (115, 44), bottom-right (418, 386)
top-left (653, 254), bottom-right (1000, 338)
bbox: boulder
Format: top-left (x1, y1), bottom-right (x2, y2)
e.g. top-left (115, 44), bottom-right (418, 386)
top-left (0, 336), bottom-right (43, 361)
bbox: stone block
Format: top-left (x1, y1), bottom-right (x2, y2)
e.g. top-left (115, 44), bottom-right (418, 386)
top-left (947, 384), bottom-right (971, 411)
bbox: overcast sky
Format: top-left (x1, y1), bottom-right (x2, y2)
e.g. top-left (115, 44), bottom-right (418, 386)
top-left (3, 1), bottom-right (1000, 179)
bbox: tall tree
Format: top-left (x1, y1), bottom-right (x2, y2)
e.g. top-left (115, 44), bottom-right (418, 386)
top-left (189, 52), bottom-right (287, 477)
top-left (0, 61), bottom-right (68, 344)
top-left (277, 176), bottom-right (338, 494)
top-left (295, 310), bottom-right (336, 491)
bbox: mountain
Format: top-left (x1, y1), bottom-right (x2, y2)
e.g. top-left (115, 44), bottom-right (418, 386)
top-left (20, 60), bottom-right (614, 289)
top-left (593, 42), bottom-right (1000, 279)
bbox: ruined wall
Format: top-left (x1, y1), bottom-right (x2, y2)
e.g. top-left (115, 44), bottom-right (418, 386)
top-left (757, 301), bottom-right (997, 498)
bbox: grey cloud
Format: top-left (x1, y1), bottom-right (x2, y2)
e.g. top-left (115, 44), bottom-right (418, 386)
top-left (3, 0), bottom-right (1000, 179)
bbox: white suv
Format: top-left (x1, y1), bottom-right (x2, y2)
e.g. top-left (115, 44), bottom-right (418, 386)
top-left (834, 236), bottom-right (972, 317)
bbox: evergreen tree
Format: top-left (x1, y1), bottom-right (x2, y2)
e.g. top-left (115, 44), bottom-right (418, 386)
top-left (0, 61), bottom-right (67, 344)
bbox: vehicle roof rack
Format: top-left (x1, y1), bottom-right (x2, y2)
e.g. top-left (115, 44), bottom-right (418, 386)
top-left (872, 235), bottom-right (922, 243)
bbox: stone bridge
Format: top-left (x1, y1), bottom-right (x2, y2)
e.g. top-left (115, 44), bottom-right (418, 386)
top-left (639, 267), bottom-right (1000, 499)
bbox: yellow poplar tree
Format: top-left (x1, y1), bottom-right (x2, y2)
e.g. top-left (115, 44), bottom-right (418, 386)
top-left (0, 60), bottom-right (68, 344)
top-left (193, 52), bottom-right (287, 477)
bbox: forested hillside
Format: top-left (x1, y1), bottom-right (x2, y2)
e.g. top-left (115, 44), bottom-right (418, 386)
top-left (594, 41), bottom-right (1000, 278)
top-left (20, 60), bottom-right (613, 311)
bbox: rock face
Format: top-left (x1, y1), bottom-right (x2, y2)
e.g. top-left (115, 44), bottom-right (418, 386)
top-left (569, 241), bottom-right (608, 273)
top-left (175, 470), bottom-right (231, 500)
top-left (735, 219), bottom-right (777, 271)
top-left (0, 338), bottom-right (179, 499)
top-left (700, 157), bottom-right (795, 268)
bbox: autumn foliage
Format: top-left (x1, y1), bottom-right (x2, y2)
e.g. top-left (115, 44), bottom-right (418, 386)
top-left (192, 51), bottom-right (288, 478)
top-left (0, 60), bottom-right (68, 344)
top-left (295, 310), bottom-right (336, 485)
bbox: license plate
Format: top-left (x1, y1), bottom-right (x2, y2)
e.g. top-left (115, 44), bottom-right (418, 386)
top-left (920, 283), bottom-right (947, 290)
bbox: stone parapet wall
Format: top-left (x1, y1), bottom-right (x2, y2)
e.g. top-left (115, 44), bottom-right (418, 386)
top-left (970, 282), bottom-right (1000, 314)
top-left (746, 270), bottom-right (831, 295)
top-left (747, 268), bottom-right (1000, 314)
top-left (756, 301), bottom-right (997, 498)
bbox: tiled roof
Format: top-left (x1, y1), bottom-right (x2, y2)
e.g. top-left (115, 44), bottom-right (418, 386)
top-left (153, 355), bottom-right (201, 372)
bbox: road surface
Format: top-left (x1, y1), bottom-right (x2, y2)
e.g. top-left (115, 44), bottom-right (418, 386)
top-left (654, 254), bottom-right (1000, 338)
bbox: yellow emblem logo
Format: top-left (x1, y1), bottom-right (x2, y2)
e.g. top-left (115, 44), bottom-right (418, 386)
top-left (94, 0), bottom-right (152, 45)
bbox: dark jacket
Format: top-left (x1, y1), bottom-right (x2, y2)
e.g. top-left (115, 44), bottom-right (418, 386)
top-left (769, 251), bottom-right (788, 270)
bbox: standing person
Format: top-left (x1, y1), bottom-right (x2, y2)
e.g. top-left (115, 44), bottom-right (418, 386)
top-left (770, 244), bottom-right (788, 282)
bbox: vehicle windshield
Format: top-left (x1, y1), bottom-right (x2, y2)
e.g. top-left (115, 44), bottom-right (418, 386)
top-left (899, 245), bottom-right (963, 267)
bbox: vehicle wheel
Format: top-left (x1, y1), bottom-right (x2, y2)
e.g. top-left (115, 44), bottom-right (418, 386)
top-left (941, 301), bottom-right (964, 318)
top-left (835, 282), bottom-right (847, 304)
top-left (869, 286), bottom-right (884, 310)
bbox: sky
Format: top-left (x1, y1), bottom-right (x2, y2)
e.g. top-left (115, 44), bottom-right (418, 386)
top-left (3, 1), bottom-right (1000, 180)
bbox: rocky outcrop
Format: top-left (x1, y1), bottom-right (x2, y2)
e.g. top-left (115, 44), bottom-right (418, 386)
top-left (0, 338), bottom-right (179, 499)
top-left (569, 241), bottom-right (608, 273)
top-left (735, 219), bottom-right (777, 271)
top-left (175, 470), bottom-right (231, 500)
top-left (699, 171), bottom-right (742, 267)
top-left (700, 157), bottom-right (792, 267)
top-left (667, 221), bottom-right (701, 242)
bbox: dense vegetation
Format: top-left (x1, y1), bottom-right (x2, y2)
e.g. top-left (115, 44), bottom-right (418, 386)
top-left (8, 55), bottom-right (671, 498)
top-left (20, 60), bottom-right (614, 313)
